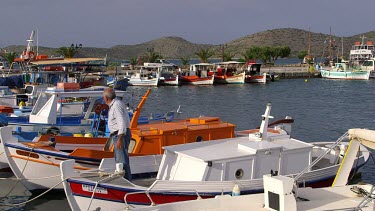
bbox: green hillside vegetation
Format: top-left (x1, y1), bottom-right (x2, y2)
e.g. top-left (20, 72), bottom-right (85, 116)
top-left (3, 28), bottom-right (375, 61)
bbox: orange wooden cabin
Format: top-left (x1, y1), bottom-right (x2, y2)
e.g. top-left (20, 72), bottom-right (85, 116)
top-left (130, 116), bottom-right (235, 155)
top-left (24, 89), bottom-right (236, 160)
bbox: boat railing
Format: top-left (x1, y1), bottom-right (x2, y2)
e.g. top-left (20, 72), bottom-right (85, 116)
top-left (293, 131), bottom-right (349, 182)
top-left (123, 182), bottom-right (202, 210)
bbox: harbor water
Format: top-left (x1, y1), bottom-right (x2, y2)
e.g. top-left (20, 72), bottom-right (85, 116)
top-left (1, 78), bottom-right (375, 210)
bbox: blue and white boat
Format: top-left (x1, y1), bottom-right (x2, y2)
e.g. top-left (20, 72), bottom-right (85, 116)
top-left (5, 87), bottom-right (126, 134)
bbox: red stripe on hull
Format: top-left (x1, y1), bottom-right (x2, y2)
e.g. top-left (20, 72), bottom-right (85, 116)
top-left (70, 182), bottom-right (209, 205)
top-left (69, 176), bottom-right (337, 206)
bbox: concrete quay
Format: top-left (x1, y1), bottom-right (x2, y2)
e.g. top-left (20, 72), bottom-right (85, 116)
top-left (261, 66), bottom-right (321, 78)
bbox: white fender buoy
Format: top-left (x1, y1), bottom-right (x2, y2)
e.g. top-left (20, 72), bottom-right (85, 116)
top-left (232, 184), bottom-right (240, 196)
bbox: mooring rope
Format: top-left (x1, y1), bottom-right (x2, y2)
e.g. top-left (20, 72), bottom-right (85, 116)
top-left (0, 169), bottom-right (122, 208)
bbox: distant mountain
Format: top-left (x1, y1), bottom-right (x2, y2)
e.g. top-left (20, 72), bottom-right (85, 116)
top-left (3, 28), bottom-right (375, 60)
top-left (226, 28), bottom-right (375, 58)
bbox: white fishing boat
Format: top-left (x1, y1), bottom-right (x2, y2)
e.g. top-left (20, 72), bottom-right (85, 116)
top-left (0, 88), bottom-right (127, 170)
top-left (350, 36), bottom-right (375, 61)
top-left (59, 103), bottom-right (369, 210)
top-left (133, 177), bottom-right (374, 211)
top-left (144, 63), bottom-right (179, 86)
top-left (5, 87), bottom-right (126, 134)
top-left (214, 61), bottom-right (245, 84)
top-left (244, 63), bottom-right (267, 84)
top-left (127, 69), bottom-right (159, 86)
top-left (320, 63), bottom-right (370, 80)
top-left (180, 63), bottom-right (214, 85)
top-left (0, 84), bottom-right (49, 107)
top-left (132, 128), bottom-right (375, 211)
top-left (347, 36), bottom-right (375, 79)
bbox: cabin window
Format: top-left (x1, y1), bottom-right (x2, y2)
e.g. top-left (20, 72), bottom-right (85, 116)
top-left (235, 169), bottom-right (244, 179)
top-left (31, 93), bottom-right (53, 115)
top-left (25, 86), bottom-right (34, 94)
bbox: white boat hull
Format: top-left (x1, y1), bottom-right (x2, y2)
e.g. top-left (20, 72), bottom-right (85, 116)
top-left (245, 73), bottom-right (267, 84)
top-left (7, 122), bottom-right (92, 134)
top-left (214, 73), bottom-right (245, 84)
top-left (159, 76), bottom-right (179, 86)
top-left (320, 69), bottom-right (370, 80)
top-left (59, 142), bottom-right (369, 209)
top-left (131, 184), bottom-right (375, 211)
top-left (0, 126), bottom-right (161, 190)
top-left (128, 78), bottom-right (159, 86)
top-left (0, 150), bottom-right (8, 169)
top-left (181, 76), bottom-right (214, 85)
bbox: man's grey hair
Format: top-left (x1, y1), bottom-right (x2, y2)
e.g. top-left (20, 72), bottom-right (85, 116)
top-left (104, 88), bottom-right (116, 100)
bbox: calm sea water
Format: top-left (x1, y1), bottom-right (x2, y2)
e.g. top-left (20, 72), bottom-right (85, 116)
top-left (130, 78), bottom-right (375, 183)
top-left (1, 78), bottom-right (375, 210)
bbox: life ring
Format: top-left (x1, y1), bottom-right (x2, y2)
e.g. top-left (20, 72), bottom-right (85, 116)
top-left (28, 51), bottom-right (35, 59)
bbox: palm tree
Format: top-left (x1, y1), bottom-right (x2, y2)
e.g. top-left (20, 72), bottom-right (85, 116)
top-left (194, 49), bottom-right (214, 63)
top-left (56, 46), bottom-right (80, 58)
top-left (129, 57), bottom-right (137, 70)
top-left (179, 57), bottom-right (190, 68)
top-left (223, 51), bottom-right (235, 62)
top-left (2, 52), bottom-right (17, 68)
top-left (144, 48), bottom-right (162, 63)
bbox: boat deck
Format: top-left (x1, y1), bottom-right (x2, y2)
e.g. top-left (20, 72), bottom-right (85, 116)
top-left (311, 157), bottom-right (334, 170)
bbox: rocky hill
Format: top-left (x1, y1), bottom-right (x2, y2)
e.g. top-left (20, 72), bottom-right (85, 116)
top-left (3, 28), bottom-right (375, 60)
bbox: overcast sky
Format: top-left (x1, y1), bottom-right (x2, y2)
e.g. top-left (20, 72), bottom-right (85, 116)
top-left (1, 0), bottom-right (374, 48)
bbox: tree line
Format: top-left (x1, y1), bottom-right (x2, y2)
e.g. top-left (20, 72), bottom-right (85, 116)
top-left (1, 45), bottom-right (292, 69)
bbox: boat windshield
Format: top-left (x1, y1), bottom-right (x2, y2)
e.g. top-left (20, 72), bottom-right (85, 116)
top-left (31, 93), bottom-right (53, 115)
top-left (362, 61), bottom-right (374, 67)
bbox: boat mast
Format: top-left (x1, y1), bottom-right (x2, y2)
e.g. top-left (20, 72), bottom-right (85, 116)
top-left (36, 29), bottom-right (39, 56)
top-left (307, 27), bottom-right (311, 57)
top-left (341, 36), bottom-right (344, 58)
top-left (361, 35), bottom-right (366, 46)
top-left (26, 30), bottom-right (35, 54)
top-left (329, 27), bottom-right (332, 61)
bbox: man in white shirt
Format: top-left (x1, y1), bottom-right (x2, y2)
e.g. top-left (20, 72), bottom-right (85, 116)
top-left (103, 88), bottom-right (132, 181)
